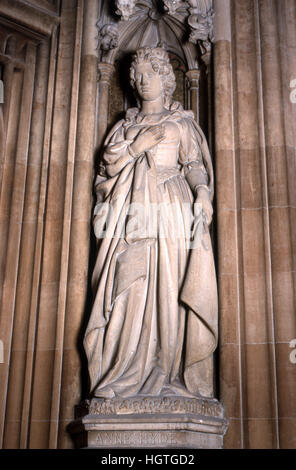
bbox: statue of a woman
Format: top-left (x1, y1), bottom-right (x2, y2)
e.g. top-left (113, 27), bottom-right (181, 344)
top-left (84, 46), bottom-right (218, 400)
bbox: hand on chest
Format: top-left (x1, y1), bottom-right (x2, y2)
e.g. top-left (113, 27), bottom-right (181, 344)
top-left (126, 120), bottom-right (180, 147)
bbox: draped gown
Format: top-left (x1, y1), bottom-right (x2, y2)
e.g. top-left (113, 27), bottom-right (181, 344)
top-left (84, 103), bottom-right (218, 399)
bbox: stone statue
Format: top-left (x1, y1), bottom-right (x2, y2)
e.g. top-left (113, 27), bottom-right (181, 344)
top-left (84, 46), bottom-right (218, 401)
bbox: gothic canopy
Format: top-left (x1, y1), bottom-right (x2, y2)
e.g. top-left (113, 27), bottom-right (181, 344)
top-left (97, 0), bottom-right (214, 68)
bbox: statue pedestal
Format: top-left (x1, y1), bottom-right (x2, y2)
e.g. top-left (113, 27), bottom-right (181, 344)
top-left (69, 396), bottom-right (228, 449)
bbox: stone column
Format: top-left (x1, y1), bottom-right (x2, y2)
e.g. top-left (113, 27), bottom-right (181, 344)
top-left (258, 0), bottom-right (296, 449)
top-left (2, 40), bottom-right (50, 450)
top-left (0, 59), bottom-right (14, 312)
top-left (0, 41), bottom-right (37, 448)
top-left (214, 0), bottom-right (296, 449)
top-left (97, 62), bottom-right (115, 146)
top-left (275, 0), bottom-right (296, 446)
top-left (213, 0), bottom-right (245, 450)
top-left (0, 104), bottom-right (3, 172)
top-left (48, 0), bottom-right (84, 449)
top-left (234, 0), bottom-right (279, 449)
top-left (202, 52), bottom-right (213, 149)
top-left (186, 69), bottom-right (200, 123)
top-left (27, 0), bottom-right (79, 448)
top-left (57, 0), bottom-right (100, 449)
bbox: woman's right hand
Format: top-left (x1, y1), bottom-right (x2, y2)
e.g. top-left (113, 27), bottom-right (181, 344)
top-left (129, 125), bottom-right (165, 156)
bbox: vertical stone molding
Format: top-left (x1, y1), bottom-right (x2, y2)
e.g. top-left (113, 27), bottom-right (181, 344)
top-left (0, 39), bottom-right (38, 449)
top-left (97, 62), bottom-right (115, 146)
top-left (27, 1), bottom-right (79, 449)
top-left (186, 69), bottom-right (200, 122)
top-left (257, 0), bottom-right (296, 449)
top-left (57, 0), bottom-right (99, 450)
top-left (213, 0), bottom-right (243, 450)
top-left (276, 2), bottom-right (296, 447)
top-left (48, 0), bottom-right (84, 450)
top-left (213, 0), bottom-right (296, 449)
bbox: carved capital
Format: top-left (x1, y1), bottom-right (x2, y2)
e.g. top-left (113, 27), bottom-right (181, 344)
top-left (98, 62), bottom-right (114, 84)
top-left (186, 69), bottom-right (200, 90)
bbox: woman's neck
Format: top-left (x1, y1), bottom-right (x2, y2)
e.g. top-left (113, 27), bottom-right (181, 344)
top-left (141, 96), bottom-right (165, 115)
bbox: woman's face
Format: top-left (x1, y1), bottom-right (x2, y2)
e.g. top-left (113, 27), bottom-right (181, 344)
top-left (134, 61), bottom-right (163, 102)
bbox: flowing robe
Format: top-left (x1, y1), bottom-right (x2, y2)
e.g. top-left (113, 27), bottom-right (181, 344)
top-left (84, 103), bottom-right (218, 398)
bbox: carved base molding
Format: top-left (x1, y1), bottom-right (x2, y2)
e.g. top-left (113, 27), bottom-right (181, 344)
top-left (69, 396), bottom-right (228, 449)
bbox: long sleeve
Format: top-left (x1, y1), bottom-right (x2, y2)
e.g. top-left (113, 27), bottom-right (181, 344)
top-left (178, 117), bottom-right (209, 195)
top-left (100, 121), bottom-right (134, 178)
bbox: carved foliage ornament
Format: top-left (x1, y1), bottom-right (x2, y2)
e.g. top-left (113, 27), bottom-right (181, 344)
top-left (97, 24), bottom-right (119, 51)
top-left (187, 0), bottom-right (214, 51)
top-left (115, 0), bottom-right (137, 21)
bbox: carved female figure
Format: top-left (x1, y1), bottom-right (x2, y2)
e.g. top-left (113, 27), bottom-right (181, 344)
top-left (84, 47), bottom-right (218, 399)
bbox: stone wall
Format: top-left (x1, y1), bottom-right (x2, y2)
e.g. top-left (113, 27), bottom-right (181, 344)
top-left (0, 0), bottom-right (91, 449)
top-left (214, 0), bottom-right (296, 449)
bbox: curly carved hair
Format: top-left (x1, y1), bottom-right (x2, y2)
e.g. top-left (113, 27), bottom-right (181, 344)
top-left (130, 46), bottom-right (176, 108)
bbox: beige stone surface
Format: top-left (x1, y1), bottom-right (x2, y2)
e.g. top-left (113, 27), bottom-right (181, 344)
top-left (218, 273), bottom-right (239, 345)
top-left (224, 418), bottom-right (242, 449)
top-left (245, 418), bottom-right (277, 449)
top-left (245, 343), bottom-right (275, 419)
top-left (57, 0), bottom-right (98, 449)
top-left (213, 0), bottom-right (231, 42)
top-left (279, 418), bottom-right (296, 449)
top-left (214, 0), bottom-right (296, 450)
top-left (213, 42), bottom-right (234, 152)
top-left (219, 344), bottom-right (241, 419)
top-left (275, 343), bottom-right (296, 418)
top-left (272, 271), bottom-right (296, 342)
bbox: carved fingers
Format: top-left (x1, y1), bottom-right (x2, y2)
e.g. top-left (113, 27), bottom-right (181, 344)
top-left (130, 125), bottom-right (166, 155)
top-left (202, 198), bottom-right (213, 225)
top-left (147, 125), bottom-right (166, 145)
top-left (196, 187), bottom-right (213, 225)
